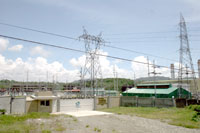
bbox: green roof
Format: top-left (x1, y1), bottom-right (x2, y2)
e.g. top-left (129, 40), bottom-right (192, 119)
top-left (136, 83), bottom-right (171, 86)
top-left (123, 87), bottom-right (177, 95)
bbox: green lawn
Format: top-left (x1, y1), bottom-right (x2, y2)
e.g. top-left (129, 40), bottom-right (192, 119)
top-left (100, 106), bottom-right (200, 129)
top-left (0, 112), bottom-right (76, 133)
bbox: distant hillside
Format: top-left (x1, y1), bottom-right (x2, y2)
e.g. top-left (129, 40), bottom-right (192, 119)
top-left (70, 78), bottom-right (134, 91)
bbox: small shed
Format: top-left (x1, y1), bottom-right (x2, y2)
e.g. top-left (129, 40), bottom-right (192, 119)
top-left (26, 91), bottom-right (59, 113)
top-left (122, 84), bottom-right (191, 98)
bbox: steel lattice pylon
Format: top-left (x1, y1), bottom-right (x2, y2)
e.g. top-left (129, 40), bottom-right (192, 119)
top-left (178, 14), bottom-right (198, 98)
top-left (79, 28), bottom-right (104, 96)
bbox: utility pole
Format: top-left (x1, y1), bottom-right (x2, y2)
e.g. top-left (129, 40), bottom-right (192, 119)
top-left (46, 71), bottom-right (48, 91)
top-left (170, 64), bottom-right (175, 80)
top-left (113, 65), bottom-right (116, 91)
top-left (147, 56), bottom-right (150, 77)
top-left (26, 70), bottom-right (29, 94)
top-left (116, 72), bottom-right (118, 92)
top-left (178, 14), bottom-right (198, 98)
top-left (79, 27), bottom-right (105, 96)
top-left (150, 60), bottom-right (161, 98)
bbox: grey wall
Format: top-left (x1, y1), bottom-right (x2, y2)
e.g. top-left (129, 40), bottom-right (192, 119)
top-left (12, 97), bottom-right (26, 114)
top-left (0, 96), bottom-right (10, 113)
top-left (94, 96), bottom-right (176, 110)
top-left (94, 96), bottom-right (108, 110)
top-left (121, 96), bottom-right (175, 107)
top-left (60, 99), bottom-right (94, 112)
top-left (0, 96), bottom-right (26, 114)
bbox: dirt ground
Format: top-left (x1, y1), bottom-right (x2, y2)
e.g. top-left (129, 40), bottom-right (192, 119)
top-left (27, 113), bottom-right (200, 133)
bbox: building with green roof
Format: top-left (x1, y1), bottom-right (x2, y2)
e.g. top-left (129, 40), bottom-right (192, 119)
top-left (122, 84), bottom-right (191, 98)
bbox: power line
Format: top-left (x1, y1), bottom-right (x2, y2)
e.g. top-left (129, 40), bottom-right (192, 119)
top-left (104, 43), bottom-right (179, 62)
top-left (104, 29), bottom-right (200, 36)
top-left (0, 22), bottom-right (192, 63)
top-left (0, 34), bottom-right (198, 74)
top-left (0, 22), bottom-right (78, 41)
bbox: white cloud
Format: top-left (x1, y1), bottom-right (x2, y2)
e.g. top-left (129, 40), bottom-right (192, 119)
top-left (0, 53), bottom-right (175, 83)
top-left (70, 55), bottom-right (86, 68)
top-left (131, 56), bottom-right (172, 78)
top-left (69, 50), bottom-right (134, 79)
top-left (0, 38), bottom-right (9, 52)
top-left (131, 56), bottom-right (150, 78)
top-left (8, 44), bottom-right (23, 52)
top-left (0, 54), bottom-right (79, 82)
top-left (30, 46), bottom-right (50, 57)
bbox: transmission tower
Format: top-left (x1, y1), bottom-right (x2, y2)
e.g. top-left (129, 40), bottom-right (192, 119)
top-left (178, 14), bottom-right (198, 98)
top-left (150, 60), bottom-right (161, 98)
top-left (79, 28), bottom-right (105, 96)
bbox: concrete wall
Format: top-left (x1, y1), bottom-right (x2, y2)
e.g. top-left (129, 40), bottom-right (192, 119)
top-left (94, 96), bottom-right (108, 110)
top-left (37, 100), bottom-right (52, 113)
top-left (155, 98), bottom-right (174, 108)
top-left (26, 100), bottom-right (38, 113)
top-left (0, 96), bottom-right (26, 114)
top-left (121, 96), bottom-right (175, 107)
top-left (12, 97), bottom-right (26, 114)
top-left (60, 99), bottom-right (94, 112)
top-left (94, 96), bottom-right (176, 110)
top-left (120, 96), bottom-right (137, 107)
top-left (137, 97), bottom-right (154, 107)
top-left (0, 96), bottom-right (10, 113)
top-left (108, 96), bottom-right (121, 108)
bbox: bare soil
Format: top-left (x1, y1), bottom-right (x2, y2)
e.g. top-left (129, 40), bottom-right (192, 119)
top-left (27, 114), bottom-right (200, 133)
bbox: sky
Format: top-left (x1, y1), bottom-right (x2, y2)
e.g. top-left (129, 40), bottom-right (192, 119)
top-left (0, 0), bottom-right (200, 82)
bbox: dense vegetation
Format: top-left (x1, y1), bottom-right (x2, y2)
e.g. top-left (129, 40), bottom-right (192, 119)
top-left (0, 78), bottom-right (135, 91)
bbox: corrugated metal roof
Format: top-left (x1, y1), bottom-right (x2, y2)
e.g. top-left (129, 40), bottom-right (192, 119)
top-left (136, 83), bottom-right (171, 86)
top-left (123, 87), bottom-right (177, 94)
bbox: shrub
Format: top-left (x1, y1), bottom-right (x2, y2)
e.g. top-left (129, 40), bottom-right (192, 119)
top-left (0, 109), bottom-right (6, 115)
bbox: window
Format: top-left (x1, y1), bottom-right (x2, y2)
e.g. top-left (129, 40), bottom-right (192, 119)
top-left (40, 100), bottom-right (50, 106)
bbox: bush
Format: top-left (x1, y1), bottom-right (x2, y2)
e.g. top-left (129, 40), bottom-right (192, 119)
top-left (187, 105), bottom-right (200, 112)
top-left (0, 109), bottom-right (6, 115)
top-left (192, 113), bottom-right (200, 122)
top-left (187, 105), bottom-right (200, 122)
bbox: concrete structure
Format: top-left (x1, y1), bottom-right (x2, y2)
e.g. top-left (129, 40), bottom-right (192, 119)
top-left (59, 99), bottom-right (94, 112)
top-left (93, 96), bottom-right (176, 110)
top-left (0, 96), bottom-right (26, 114)
top-left (94, 96), bottom-right (121, 110)
top-left (122, 84), bottom-right (191, 98)
top-left (170, 64), bottom-right (175, 79)
top-left (121, 96), bottom-right (175, 108)
top-left (26, 91), bottom-right (58, 113)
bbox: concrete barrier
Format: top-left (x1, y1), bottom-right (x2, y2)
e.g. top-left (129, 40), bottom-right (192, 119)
top-left (0, 96), bottom-right (11, 114)
top-left (137, 97), bottom-right (154, 107)
top-left (94, 96), bottom-right (108, 110)
top-left (109, 96), bottom-right (121, 108)
top-left (12, 97), bottom-right (26, 114)
top-left (121, 96), bottom-right (137, 107)
top-left (155, 98), bottom-right (174, 108)
top-left (0, 96), bottom-right (26, 114)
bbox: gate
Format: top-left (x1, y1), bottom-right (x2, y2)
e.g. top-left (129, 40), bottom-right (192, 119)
top-left (59, 98), bottom-right (94, 112)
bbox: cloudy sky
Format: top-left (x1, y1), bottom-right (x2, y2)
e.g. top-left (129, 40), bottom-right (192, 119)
top-left (0, 0), bottom-right (200, 82)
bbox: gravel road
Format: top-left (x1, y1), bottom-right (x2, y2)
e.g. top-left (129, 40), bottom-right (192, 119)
top-left (27, 113), bottom-right (200, 133)
top-left (75, 114), bottom-right (200, 133)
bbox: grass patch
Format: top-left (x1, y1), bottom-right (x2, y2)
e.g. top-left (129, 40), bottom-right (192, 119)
top-left (94, 127), bottom-right (101, 132)
top-left (55, 124), bottom-right (66, 132)
top-left (86, 124), bottom-right (90, 128)
top-left (0, 112), bottom-right (55, 132)
top-left (100, 106), bottom-right (200, 129)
